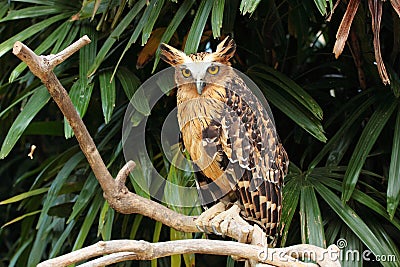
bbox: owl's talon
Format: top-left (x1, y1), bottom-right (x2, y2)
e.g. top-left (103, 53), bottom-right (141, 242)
top-left (196, 224), bottom-right (204, 233)
top-left (208, 204), bottom-right (243, 238)
top-left (196, 223), bottom-right (211, 234)
top-left (211, 224), bottom-right (223, 236)
top-left (194, 202), bottom-right (226, 235)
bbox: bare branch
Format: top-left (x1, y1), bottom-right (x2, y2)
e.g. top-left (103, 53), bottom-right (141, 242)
top-left (45, 35), bottom-right (91, 69)
top-left (115, 160), bottom-right (136, 192)
top-left (13, 37), bottom-right (116, 195)
top-left (37, 239), bottom-right (340, 267)
top-left (78, 252), bottom-right (138, 267)
top-left (13, 41), bottom-right (46, 80)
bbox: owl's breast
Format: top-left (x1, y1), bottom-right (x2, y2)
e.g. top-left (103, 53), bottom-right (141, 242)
top-left (176, 85), bottom-right (226, 132)
top-left (176, 89), bottom-right (226, 178)
top-left (177, 96), bottom-right (222, 153)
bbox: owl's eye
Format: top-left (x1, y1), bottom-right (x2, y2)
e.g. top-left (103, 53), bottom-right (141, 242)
top-left (181, 68), bottom-right (192, 78)
top-left (207, 65), bottom-right (219, 75)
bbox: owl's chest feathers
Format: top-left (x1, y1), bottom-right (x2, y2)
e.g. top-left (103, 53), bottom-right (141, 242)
top-left (176, 85), bottom-right (225, 136)
top-left (177, 86), bottom-right (226, 179)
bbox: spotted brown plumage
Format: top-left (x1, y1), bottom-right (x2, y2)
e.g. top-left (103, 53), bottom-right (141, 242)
top-left (159, 37), bottom-right (289, 240)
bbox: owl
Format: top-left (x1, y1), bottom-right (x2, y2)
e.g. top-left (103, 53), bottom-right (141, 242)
top-left (159, 37), bottom-right (289, 240)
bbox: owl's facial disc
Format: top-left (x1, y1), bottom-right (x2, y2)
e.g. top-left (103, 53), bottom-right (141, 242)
top-left (180, 62), bottom-right (214, 95)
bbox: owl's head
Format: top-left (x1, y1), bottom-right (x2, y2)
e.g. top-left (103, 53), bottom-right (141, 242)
top-left (159, 36), bottom-right (236, 95)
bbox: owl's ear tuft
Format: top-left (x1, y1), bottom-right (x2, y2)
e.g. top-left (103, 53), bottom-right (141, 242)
top-left (214, 36), bottom-right (236, 61)
top-left (159, 43), bottom-right (188, 66)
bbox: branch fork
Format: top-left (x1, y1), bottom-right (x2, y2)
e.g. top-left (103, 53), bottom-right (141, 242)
top-left (13, 36), bottom-right (341, 267)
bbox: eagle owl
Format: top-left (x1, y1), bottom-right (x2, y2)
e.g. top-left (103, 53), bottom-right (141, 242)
top-left (159, 37), bottom-right (289, 239)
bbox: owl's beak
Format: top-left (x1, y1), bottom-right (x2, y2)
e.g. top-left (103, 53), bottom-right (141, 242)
top-left (196, 79), bottom-right (206, 95)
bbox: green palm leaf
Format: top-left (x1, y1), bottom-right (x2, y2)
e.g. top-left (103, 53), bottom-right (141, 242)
top-left (0, 86), bottom-right (50, 159)
top-left (314, 181), bottom-right (398, 267)
top-left (99, 70), bottom-right (116, 124)
top-left (211, 0), bottom-right (225, 38)
top-left (184, 0), bottom-right (213, 54)
top-left (0, 13), bottom-right (71, 58)
top-left (152, 0), bottom-right (195, 72)
top-left (342, 96), bottom-right (398, 203)
top-left (300, 185), bottom-right (325, 247)
top-left (239, 0), bottom-right (261, 15)
top-left (250, 75), bottom-right (326, 142)
top-left (388, 105), bottom-right (400, 218)
top-left (87, 0), bottom-right (147, 76)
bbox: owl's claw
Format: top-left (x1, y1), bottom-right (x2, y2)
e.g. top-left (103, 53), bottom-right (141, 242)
top-left (195, 202), bottom-right (226, 235)
top-left (195, 224), bottom-right (203, 233)
top-left (196, 218), bottom-right (223, 236)
top-left (209, 204), bottom-right (242, 238)
top-left (196, 224), bottom-right (211, 235)
top-left (211, 224), bottom-right (223, 236)
top-left (195, 202), bottom-right (245, 238)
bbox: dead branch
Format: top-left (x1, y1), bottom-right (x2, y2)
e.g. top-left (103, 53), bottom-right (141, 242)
top-left (13, 37), bottom-right (341, 267)
top-left (37, 239), bottom-right (340, 267)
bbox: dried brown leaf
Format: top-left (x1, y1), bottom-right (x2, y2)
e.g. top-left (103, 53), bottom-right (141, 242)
top-left (333, 0), bottom-right (361, 58)
top-left (136, 28), bottom-right (168, 69)
top-left (369, 0), bottom-right (390, 85)
top-left (390, 0), bottom-right (400, 17)
top-left (348, 29), bottom-right (367, 89)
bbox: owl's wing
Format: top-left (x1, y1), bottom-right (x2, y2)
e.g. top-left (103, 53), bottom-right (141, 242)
top-left (201, 76), bottom-right (289, 237)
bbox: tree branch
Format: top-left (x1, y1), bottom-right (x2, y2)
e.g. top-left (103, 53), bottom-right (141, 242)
top-left (13, 37), bottom-right (116, 193)
top-left (37, 239), bottom-right (340, 267)
top-left (13, 37), bottom-right (341, 267)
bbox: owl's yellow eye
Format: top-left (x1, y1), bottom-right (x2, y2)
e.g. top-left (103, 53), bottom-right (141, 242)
top-left (207, 65), bottom-right (219, 75)
top-left (181, 68), bottom-right (192, 78)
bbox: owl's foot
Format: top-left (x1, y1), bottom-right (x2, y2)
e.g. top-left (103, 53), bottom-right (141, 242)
top-left (196, 203), bottom-right (254, 262)
top-left (195, 203), bottom-right (250, 240)
top-left (209, 204), bottom-right (253, 262)
top-left (209, 204), bottom-right (243, 237)
top-left (195, 202), bottom-right (226, 235)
